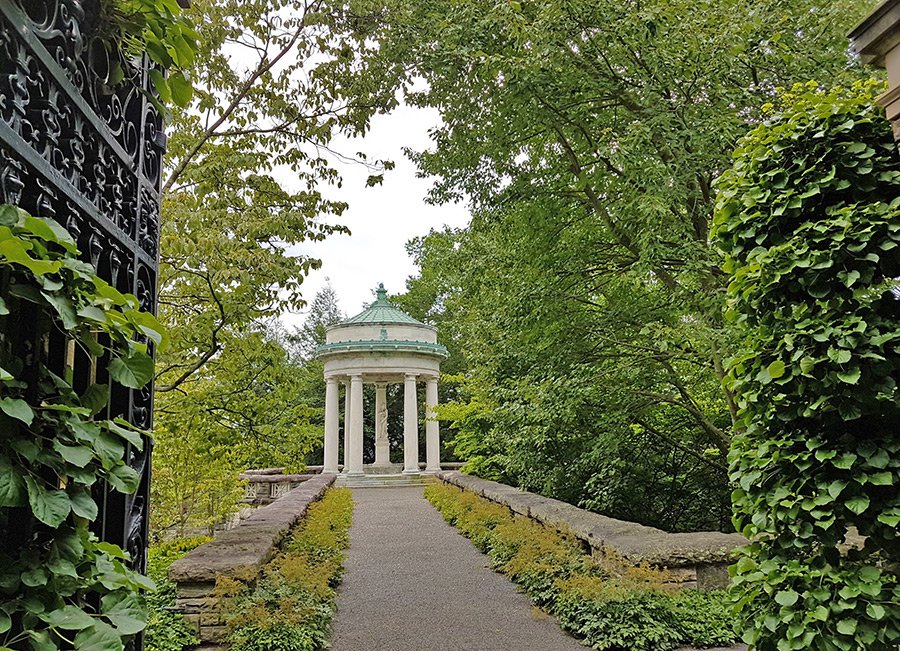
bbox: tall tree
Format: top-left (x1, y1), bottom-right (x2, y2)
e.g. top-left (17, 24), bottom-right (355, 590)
top-left (381, 0), bottom-right (879, 531)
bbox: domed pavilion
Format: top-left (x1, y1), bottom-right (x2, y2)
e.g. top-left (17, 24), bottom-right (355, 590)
top-left (314, 284), bottom-right (449, 476)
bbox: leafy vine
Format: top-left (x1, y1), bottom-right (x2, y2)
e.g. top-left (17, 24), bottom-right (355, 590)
top-left (714, 81), bottom-right (900, 650)
top-left (0, 205), bottom-right (167, 651)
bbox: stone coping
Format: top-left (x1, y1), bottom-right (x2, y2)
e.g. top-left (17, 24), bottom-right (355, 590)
top-left (169, 473), bottom-right (337, 583)
top-left (436, 471), bottom-right (745, 567)
top-left (849, 0), bottom-right (900, 63)
top-left (237, 473), bottom-right (314, 483)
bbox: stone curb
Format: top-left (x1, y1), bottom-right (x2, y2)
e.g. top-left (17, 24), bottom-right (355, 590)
top-left (436, 471), bottom-right (745, 589)
top-left (169, 473), bottom-right (337, 583)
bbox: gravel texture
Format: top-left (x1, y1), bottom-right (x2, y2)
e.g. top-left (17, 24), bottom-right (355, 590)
top-left (330, 486), bottom-right (585, 651)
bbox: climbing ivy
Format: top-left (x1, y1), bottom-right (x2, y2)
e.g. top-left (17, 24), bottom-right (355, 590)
top-left (0, 205), bottom-right (167, 651)
top-left (713, 81), bottom-right (900, 650)
top-left (99, 0), bottom-right (198, 107)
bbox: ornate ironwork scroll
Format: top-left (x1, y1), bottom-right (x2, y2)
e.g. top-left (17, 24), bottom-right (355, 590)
top-left (0, 0), bottom-right (162, 601)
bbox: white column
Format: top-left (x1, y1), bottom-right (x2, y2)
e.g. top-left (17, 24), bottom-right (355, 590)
top-left (403, 373), bottom-right (419, 474)
top-left (425, 376), bottom-right (440, 472)
top-left (342, 381), bottom-right (350, 473)
top-left (323, 377), bottom-right (339, 473)
top-left (374, 382), bottom-right (390, 466)
top-left (348, 374), bottom-right (364, 476)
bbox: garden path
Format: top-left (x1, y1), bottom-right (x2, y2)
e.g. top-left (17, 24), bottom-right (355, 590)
top-left (330, 485), bottom-right (745, 651)
top-left (329, 486), bottom-right (585, 651)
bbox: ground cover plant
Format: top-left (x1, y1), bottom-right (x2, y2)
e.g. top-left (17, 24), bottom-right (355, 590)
top-left (424, 482), bottom-right (737, 651)
top-left (214, 487), bottom-right (353, 651)
top-left (715, 81), bottom-right (900, 650)
top-left (144, 537), bottom-right (211, 651)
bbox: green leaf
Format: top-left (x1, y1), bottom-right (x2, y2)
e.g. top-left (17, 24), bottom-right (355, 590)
top-left (92, 431), bottom-right (125, 468)
top-left (104, 420), bottom-right (144, 451)
top-left (27, 628), bottom-right (58, 651)
top-left (774, 589), bottom-right (799, 606)
top-left (53, 439), bottom-right (94, 468)
top-left (107, 464), bottom-right (140, 493)
top-left (0, 609), bottom-right (9, 634)
top-left (81, 384), bottom-right (109, 416)
top-left (43, 605), bottom-right (95, 630)
top-left (149, 69), bottom-right (171, 103)
top-left (0, 397), bottom-right (34, 425)
top-left (767, 360), bottom-right (785, 379)
top-left (799, 356), bottom-right (816, 374)
top-left (836, 367), bottom-right (861, 384)
top-left (836, 618), bottom-right (857, 635)
top-left (73, 620), bottom-right (125, 651)
top-left (0, 237), bottom-right (60, 275)
top-left (866, 603), bottom-right (885, 620)
top-left (869, 471), bottom-right (893, 485)
top-left (0, 456), bottom-right (27, 506)
top-left (42, 291), bottom-right (78, 330)
top-left (101, 592), bottom-right (148, 635)
top-left (108, 350), bottom-right (155, 389)
top-left (24, 476), bottom-right (71, 528)
top-left (168, 70), bottom-right (193, 107)
top-left (0, 204), bottom-right (21, 227)
top-left (68, 485), bottom-right (99, 520)
top-left (845, 495), bottom-right (870, 515)
top-left (21, 567), bottom-right (48, 587)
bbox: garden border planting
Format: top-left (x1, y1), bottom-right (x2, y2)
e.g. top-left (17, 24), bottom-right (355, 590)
top-left (436, 471), bottom-right (744, 590)
top-left (168, 473), bottom-right (337, 647)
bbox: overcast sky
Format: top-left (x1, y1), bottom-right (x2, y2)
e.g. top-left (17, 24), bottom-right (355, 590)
top-left (280, 102), bottom-right (470, 329)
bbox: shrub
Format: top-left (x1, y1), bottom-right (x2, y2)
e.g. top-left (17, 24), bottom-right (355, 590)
top-left (218, 487), bottom-right (353, 651)
top-left (424, 482), bottom-right (738, 650)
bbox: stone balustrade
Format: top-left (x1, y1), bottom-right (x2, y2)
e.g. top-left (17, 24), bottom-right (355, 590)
top-left (168, 473), bottom-right (337, 649)
top-left (436, 470), bottom-right (744, 590)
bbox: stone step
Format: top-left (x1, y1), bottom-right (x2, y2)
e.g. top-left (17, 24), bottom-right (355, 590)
top-left (335, 473), bottom-right (434, 488)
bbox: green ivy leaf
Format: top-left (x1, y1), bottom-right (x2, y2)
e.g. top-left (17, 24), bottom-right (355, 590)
top-left (20, 567), bottom-right (48, 587)
top-left (845, 495), bottom-right (870, 515)
top-left (836, 618), bottom-right (857, 635)
top-left (168, 70), bottom-right (193, 107)
top-left (868, 471), bottom-right (893, 485)
top-left (52, 440), bottom-right (93, 468)
top-left (68, 485), bottom-right (99, 520)
top-left (0, 456), bottom-right (27, 507)
top-left (767, 360), bottom-right (786, 379)
top-left (24, 476), bottom-right (71, 528)
top-left (104, 420), bottom-right (144, 451)
top-left (0, 609), bottom-right (9, 634)
top-left (108, 350), bottom-right (154, 389)
top-left (866, 603), bottom-right (885, 620)
top-left (0, 397), bottom-right (34, 425)
top-left (73, 620), bottom-right (125, 651)
top-left (101, 592), bottom-right (148, 635)
top-left (42, 605), bottom-right (94, 630)
top-left (107, 465), bottom-right (140, 493)
top-left (81, 384), bottom-right (109, 416)
top-left (774, 589), bottom-right (799, 606)
top-left (836, 367), bottom-right (861, 384)
top-left (0, 204), bottom-right (21, 226)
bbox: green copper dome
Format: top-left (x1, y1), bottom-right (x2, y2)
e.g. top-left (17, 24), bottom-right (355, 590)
top-left (314, 283), bottom-right (448, 361)
top-left (339, 283), bottom-right (426, 326)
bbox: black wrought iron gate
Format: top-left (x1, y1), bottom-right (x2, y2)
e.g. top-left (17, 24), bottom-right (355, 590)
top-left (0, 0), bottom-right (161, 597)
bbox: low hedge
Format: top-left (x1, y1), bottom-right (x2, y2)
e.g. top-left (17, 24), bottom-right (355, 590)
top-left (215, 487), bottom-right (353, 651)
top-left (425, 482), bottom-right (738, 651)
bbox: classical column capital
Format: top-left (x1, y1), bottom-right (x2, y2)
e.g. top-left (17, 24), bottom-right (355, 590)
top-left (325, 376), bottom-right (338, 385)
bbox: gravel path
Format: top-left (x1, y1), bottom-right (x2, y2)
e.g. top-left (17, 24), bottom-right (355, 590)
top-left (330, 486), bottom-right (585, 651)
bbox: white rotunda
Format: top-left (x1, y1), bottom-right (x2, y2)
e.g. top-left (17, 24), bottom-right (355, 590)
top-left (314, 284), bottom-right (449, 476)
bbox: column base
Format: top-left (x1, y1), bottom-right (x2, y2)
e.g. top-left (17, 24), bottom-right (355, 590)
top-left (422, 467), bottom-right (441, 474)
top-left (401, 468), bottom-right (420, 475)
top-left (346, 470), bottom-right (365, 477)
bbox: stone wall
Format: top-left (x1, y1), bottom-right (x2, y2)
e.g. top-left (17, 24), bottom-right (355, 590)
top-left (436, 471), bottom-right (744, 591)
top-left (168, 473), bottom-right (337, 649)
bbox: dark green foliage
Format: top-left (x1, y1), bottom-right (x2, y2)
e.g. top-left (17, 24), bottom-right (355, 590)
top-left (145, 538), bottom-right (210, 651)
top-left (425, 482), bottom-right (738, 650)
top-left (713, 81), bottom-right (900, 650)
top-left (0, 207), bottom-right (165, 651)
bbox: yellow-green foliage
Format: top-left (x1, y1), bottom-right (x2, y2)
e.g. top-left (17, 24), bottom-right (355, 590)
top-left (425, 481), bottom-right (738, 651)
top-left (218, 488), bottom-right (353, 651)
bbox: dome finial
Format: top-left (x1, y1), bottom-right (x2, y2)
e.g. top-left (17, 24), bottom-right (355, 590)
top-left (376, 283), bottom-right (387, 302)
